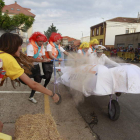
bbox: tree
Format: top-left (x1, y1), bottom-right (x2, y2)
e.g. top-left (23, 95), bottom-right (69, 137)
top-left (44, 23), bottom-right (58, 39)
top-left (0, 0), bottom-right (4, 16)
top-left (0, 0), bottom-right (34, 32)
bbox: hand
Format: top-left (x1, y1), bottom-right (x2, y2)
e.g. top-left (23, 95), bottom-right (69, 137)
top-left (46, 58), bottom-right (51, 62)
top-left (58, 58), bottom-right (62, 62)
top-left (52, 93), bottom-right (60, 103)
top-left (42, 59), bottom-right (51, 62)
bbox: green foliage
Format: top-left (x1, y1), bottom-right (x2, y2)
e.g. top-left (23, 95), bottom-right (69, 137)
top-left (0, 1), bottom-right (34, 32)
top-left (0, 13), bottom-right (34, 32)
top-left (0, 0), bottom-right (5, 16)
top-left (44, 23), bottom-right (58, 39)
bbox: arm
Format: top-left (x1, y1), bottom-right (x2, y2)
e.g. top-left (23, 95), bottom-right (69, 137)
top-left (28, 56), bottom-right (50, 62)
top-left (63, 51), bottom-right (69, 56)
top-left (60, 47), bottom-right (69, 56)
top-left (48, 51), bottom-right (62, 61)
top-left (41, 46), bottom-right (51, 62)
top-left (42, 55), bottom-right (51, 62)
top-left (19, 73), bottom-right (59, 103)
top-left (63, 50), bottom-right (74, 58)
top-left (26, 44), bottom-right (49, 62)
top-left (105, 56), bottom-right (120, 67)
top-left (28, 56), bottom-right (43, 62)
top-left (63, 50), bottom-right (75, 59)
top-left (60, 46), bottom-right (74, 59)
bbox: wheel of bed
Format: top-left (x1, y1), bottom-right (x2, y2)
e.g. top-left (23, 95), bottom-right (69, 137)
top-left (108, 100), bottom-right (120, 121)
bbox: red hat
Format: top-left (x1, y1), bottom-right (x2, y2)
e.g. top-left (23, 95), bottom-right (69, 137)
top-left (57, 33), bottom-right (63, 40)
top-left (29, 32), bottom-right (47, 42)
top-left (49, 32), bottom-right (62, 42)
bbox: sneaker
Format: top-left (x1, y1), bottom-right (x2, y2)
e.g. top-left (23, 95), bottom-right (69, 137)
top-left (29, 97), bottom-right (37, 104)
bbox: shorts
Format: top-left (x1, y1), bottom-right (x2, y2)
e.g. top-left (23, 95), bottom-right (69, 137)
top-left (42, 61), bottom-right (53, 73)
top-left (30, 64), bottom-right (41, 78)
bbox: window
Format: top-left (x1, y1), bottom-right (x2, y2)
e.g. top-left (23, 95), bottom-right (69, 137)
top-left (17, 9), bottom-right (20, 11)
top-left (92, 30), bottom-right (94, 36)
top-left (100, 26), bottom-right (104, 35)
top-left (126, 28), bottom-right (129, 34)
top-left (117, 44), bottom-right (125, 48)
top-left (100, 39), bottom-right (103, 45)
top-left (96, 28), bottom-right (99, 36)
top-left (130, 28), bottom-right (135, 33)
top-left (126, 28), bottom-right (136, 34)
top-left (11, 8), bottom-right (14, 10)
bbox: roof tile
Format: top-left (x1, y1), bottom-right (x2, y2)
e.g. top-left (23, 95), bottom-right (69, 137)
top-left (63, 36), bottom-right (80, 46)
top-left (107, 17), bottom-right (140, 23)
top-left (2, 2), bottom-right (35, 17)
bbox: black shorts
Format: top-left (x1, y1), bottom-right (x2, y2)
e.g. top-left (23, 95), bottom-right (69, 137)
top-left (30, 64), bottom-right (41, 78)
top-left (42, 61), bottom-right (53, 74)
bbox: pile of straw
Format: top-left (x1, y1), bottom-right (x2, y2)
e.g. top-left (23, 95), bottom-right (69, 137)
top-left (15, 114), bottom-right (62, 140)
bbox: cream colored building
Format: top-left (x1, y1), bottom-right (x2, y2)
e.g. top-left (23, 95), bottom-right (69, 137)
top-left (62, 38), bottom-right (69, 46)
top-left (1, 1), bottom-right (35, 42)
top-left (81, 36), bottom-right (90, 43)
top-left (90, 17), bottom-right (140, 48)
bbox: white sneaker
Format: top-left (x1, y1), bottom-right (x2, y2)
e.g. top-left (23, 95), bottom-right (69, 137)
top-left (29, 97), bottom-right (37, 104)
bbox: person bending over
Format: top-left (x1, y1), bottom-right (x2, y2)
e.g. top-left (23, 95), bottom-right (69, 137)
top-left (0, 33), bottom-right (61, 105)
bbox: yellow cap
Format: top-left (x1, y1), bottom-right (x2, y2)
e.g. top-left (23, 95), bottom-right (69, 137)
top-left (79, 42), bottom-right (89, 49)
top-left (89, 39), bottom-right (99, 45)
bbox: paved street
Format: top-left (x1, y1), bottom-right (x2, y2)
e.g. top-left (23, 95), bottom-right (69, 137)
top-left (74, 59), bottom-right (140, 140)
top-left (0, 65), bottom-right (95, 140)
top-left (1, 59), bottom-right (140, 140)
top-left (0, 79), bottom-right (45, 138)
top-left (49, 60), bottom-right (140, 140)
top-left (77, 93), bottom-right (140, 140)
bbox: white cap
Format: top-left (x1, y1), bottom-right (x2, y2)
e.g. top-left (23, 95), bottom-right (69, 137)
top-left (95, 45), bottom-right (106, 52)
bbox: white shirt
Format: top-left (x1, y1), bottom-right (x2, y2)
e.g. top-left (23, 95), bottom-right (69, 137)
top-left (89, 52), bottom-right (120, 67)
top-left (88, 48), bottom-right (93, 53)
top-left (27, 44), bottom-right (45, 65)
top-left (46, 44), bottom-right (65, 53)
top-left (77, 48), bottom-right (92, 55)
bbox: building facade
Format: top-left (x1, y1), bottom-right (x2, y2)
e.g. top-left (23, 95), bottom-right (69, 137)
top-left (115, 32), bottom-right (140, 49)
top-left (62, 36), bottom-right (80, 51)
top-left (81, 36), bottom-right (90, 43)
top-left (90, 22), bottom-right (106, 46)
top-left (62, 36), bottom-right (80, 46)
top-left (1, 1), bottom-right (35, 42)
top-left (90, 17), bottom-right (140, 48)
top-left (62, 38), bottom-right (69, 46)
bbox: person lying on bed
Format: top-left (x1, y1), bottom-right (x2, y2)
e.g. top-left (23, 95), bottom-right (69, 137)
top-left (89, 45), bottom-right (120, 67)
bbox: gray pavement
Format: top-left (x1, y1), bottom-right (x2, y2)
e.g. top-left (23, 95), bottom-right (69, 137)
top-left (48, 82), bottom-right (96, 140)
top-left (73, 59), bottom-right (140, 140)
top-left (1, 59), bottom-right (140, 140)
top-left (0, 73), bottom-right (95, 140)
top-left (0, 92), bottom-right (44, 138)
top-left (76, 94), bottom-right (140, 140)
